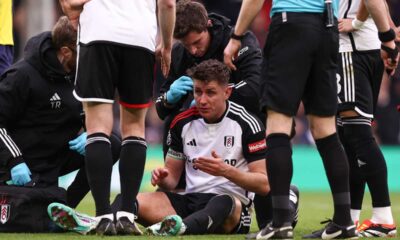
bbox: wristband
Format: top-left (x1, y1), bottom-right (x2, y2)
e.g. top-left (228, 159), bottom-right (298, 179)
top-left (230, 32), bottom-right (244, 41)
top-left (351, 18), bottom-right (364, 30)
top-left (161, 92), bottom-right (174, 108)
top-left (378, 29), bottom-right (396, 43)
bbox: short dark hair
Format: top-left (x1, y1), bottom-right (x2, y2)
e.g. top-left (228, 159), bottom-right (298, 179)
top-left (187, 59), bottom-right (230, 86)
top-left (52, 16), bottom-right (76, 50)
top-left (174, 0), bottom-right (208, 39)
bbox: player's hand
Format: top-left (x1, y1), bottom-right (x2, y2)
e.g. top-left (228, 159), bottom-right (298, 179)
top-left (151, 168), bottom-right (169, 186)
top-left (166, 76), bottom-right (193, 104)
top-left (223, 39), bottom-right (241, 71)
top-left (156, 43), bottom-right (172, 78)
top-left (10, 162), bottom-right (32, 186)
top-left (194, 151), bottom-right (230, 177)
top-left (59, 0), bottom-right (91, 30)
top-left (69, 132), bottom-right (87, 156)
top-left (381, 41), bottom-right (399, 76)
top-left (338, 18), bottom-right (355, 33)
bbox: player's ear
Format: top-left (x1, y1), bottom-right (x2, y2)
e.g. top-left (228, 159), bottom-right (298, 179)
top-left (225, 85), bottom-right (232, 99)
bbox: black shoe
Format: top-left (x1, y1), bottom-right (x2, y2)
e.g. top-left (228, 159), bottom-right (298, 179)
top-left (256, 223), bottom-right (293, 239)
top-left (96, 218), bottom-right (117, 236)
top-left (115, 216), bottom-right (142, 235)
top-left (303, 219), bottom-right (357, 239)
top-left (289, 185), bottom-right (299, 229)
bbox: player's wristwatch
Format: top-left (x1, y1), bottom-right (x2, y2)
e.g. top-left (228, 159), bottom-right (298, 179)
top-left (161, 92), bottom-right (174, 108)
top-left (230, 32), bottom-right (244, 41)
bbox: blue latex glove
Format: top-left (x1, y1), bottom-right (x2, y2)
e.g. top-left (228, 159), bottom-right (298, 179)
top-left (10, 163), bottom-right (32, 186)
top-left (69, 132), bottom-right (87, 156)
top-left (190, 99), bottom-right (196, 107)
top-left (166, 76), bottom-right (193, 104)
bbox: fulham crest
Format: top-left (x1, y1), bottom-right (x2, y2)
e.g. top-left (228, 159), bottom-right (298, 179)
top-left (0, 196), bottom-right (10, 224)
top-left (224, 136), bottom-right (234, 149)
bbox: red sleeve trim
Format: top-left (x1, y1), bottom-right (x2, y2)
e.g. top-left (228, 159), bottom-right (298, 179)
top-left (170, 107), bottom-right (199, 129)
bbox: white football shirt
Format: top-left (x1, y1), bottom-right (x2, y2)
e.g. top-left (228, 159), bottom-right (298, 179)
top-left (339, 0), bottom-right (380, 52)
top-left (78, 0), bottom-right (157, 52)
top-left (167, 102), bottom-right (266, 205)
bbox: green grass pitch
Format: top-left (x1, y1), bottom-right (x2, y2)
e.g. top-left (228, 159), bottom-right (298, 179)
top-left (1, 191), bottom-right (399, 239)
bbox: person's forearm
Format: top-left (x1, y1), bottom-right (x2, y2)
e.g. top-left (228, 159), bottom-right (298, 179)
top-left (363, 0), bottom-right (391, 32)
top-left (356, 0), bottom-right (369, 22)
top-left (383, 0), bottom-right (396, 29)
top-left (157, 175), bottom-right (179, 190)
top-left (158, 0), bottom-right (175, 49)
top-left (233, 0), bottom-right (265, 35)
top-left (224, 166), bottom-right (269, 195)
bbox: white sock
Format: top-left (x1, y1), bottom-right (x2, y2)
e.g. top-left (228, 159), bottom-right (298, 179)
top-left (116, 211), bottom-right (135, 222)
top-left (350, 209), bottom-right (361, 224)
top-left (178, 222), bottom-right (187, 235)
top-left (371, 207), bottom-right (394, 225)
top-left (95, 213), bottom-right (114, 222)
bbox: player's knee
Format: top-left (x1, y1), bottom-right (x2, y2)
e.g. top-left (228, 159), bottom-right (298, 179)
top-left (209, 194), bottom-right (235, 215)
top-left (342, 117), bottom-right (373, 145)
top-left (342, 116), bottom-right (386, 172)
top-left (308, 116), bottom-right (336, 139)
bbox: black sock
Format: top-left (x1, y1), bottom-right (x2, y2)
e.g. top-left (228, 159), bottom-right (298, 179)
top-left (266, 133), bottom-right (292, 227)
top-left (183, 195), bottom-right (234, 234)
top-left (315, 133), bottom-right (352, 226)
top-left (342, 117), bottom-right (391, 208)
top-left (66, 134), bottom-right (121, 209)
top-left (337, 119), bottom-right (366, 210)
top-left (254, 193), bottom-right (273, 229)
top-left (110, 193), bottom-right (139, 216)
top-left (119, 136), bottom-right (147, 213)
top-left (367, 168), bottom-right (390, 207)
top-left (85, 133), bottom-right (113, 216)
top-left (66, 167), bottom-right (90, 208)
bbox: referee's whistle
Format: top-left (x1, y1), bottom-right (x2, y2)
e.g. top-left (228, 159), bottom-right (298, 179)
top-left (325, 0), bottom-right (335, 28)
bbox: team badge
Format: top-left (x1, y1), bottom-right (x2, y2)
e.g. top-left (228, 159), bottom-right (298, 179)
top-left (0, 196), bottom-right (10, 224)
top-left (224, 136), bottom-right (234, 149)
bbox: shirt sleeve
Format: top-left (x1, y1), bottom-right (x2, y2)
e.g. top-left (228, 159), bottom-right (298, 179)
top-left (229, 31), bottom-right (263, 116)
top-left (166, 122), bottom-right (185, 161)
top-left (241, 118), bottom-right (267, 163)
top-left (0, 69), bottom-right (29, 169)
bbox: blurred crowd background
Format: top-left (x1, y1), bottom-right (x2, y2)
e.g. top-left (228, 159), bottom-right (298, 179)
top-left (10, 0), bottom-right (400, 145)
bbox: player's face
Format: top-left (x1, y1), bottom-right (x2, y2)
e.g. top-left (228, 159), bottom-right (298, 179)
top-left (179, 30), bottom-right (211, 58)
top-left (194, 79), bottom-right (231, 122)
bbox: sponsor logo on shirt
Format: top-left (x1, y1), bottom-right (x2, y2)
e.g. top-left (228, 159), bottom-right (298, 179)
top-left (248, 139), bottom-right (266, 153)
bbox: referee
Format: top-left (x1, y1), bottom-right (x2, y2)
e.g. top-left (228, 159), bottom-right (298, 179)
top-left (224, 0), bottom-right (356, 239)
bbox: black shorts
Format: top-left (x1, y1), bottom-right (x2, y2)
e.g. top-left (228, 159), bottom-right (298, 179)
top-left (164, 192), bottom-right (251, 234)
top-left (337, 50), bottom-right (383, 118)
top-left (74, 42), bottom-right (155, 108)
top-left (260, 12), bottom-right (339, 116)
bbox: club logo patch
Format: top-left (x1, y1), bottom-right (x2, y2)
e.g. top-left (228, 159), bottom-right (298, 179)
top-left (0, 196), bottom-right (10, 224)
top-left (224, 136), bottom-right (234, 149)
top-left (248, 139), bottom-right (267, 153)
